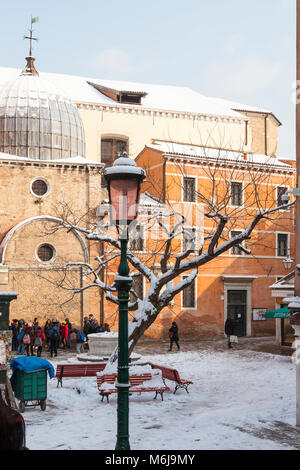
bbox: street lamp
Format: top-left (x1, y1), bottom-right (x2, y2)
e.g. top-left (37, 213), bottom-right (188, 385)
top-left (103, 152), bottom-right (146, 450)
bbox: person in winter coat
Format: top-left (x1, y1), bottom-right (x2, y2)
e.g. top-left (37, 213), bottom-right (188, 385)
top-left (65, 318), bottom-right (72, 349)
top-left (49, 322), bottom-right (60, 357)
top-left (17, 327), bottom-right (25, 355)
top-left (33, 327), bottom-right (46, 357)
top-left (73, 328), bottom-right (85, 354)
top-left (60, 322), bottom-right (68, 349)
top-left (9, 320), bottom-right (19, 352)
top-left (32, 318), bottom-right (39, 336)
top-left (168, 321), bottom-right (180, 351)
top-left (44, 319), bottom-right (52, 348)
top-left (224, 315), bottom-right (236, 349)
top-left (23, 325), bottom-right (34, 356)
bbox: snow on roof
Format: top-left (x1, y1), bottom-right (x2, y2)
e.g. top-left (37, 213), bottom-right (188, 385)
top-left (147, 141), bottom-right (293, 169)
top-left (213, 98), bottom-right (282, 126)
top-left (0, 151), bottom-right (102, 166)
top-left (139, 192), bottom-right (164, 207)
top-left (0, 66), bottom-right (255, 121)
top-left (283, 296), bottom-right (300, 310)
top-left (211, 97), bottom-right (272, 115)
top-left (51, 155), bottom-right (103, 165)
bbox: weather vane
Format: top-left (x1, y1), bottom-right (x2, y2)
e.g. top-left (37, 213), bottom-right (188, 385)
top-left (24, 16), bottom-right (39, 57)
top-left (22, 16), bottom-right (39, 76)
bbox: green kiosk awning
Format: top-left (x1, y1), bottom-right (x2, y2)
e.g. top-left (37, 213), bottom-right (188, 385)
top-left (265, 307), bottom-right (290, 319)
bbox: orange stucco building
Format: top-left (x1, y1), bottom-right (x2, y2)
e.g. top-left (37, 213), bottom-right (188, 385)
top-left (128, 141), bottom-right (296, 339)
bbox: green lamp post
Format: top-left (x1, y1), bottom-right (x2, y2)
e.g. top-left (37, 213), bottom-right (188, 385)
top-left (104, 152), bottom-right (146, 451)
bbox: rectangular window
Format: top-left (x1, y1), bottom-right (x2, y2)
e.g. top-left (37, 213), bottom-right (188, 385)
top-left (114, 140), bottom-right (128, 159)
top-left (182, 276), bottom-right (196, 308)
top-left (183, 177), bottom-right (196, 202)
top-left (130, 225), bottom-right (144, 252)
top-left (101, 138), bottom-right (128, 186)
top-left (182, 228), bottom-right (196, 252)
top-left (277, 186), bottom-right (288, 207)
top-left (231, 230), bottom-right (243, 255)
top-left (277, 233), bottom-right (288, 257)
top-left (101, 139), bottom-right (113, 166)
top-left (230, 182), bottom-right (243, 207)
top-left (101, 138), bottom-right (128, 166)
top-left (130, 275), bottom-right (144, 302)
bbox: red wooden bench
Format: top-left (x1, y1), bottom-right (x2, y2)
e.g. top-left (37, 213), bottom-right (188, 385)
top-left (147, 363), bottom-right (193, 394)
top-left (96, 372), bottom-right (170, 402)
top-left (55, 363), bottom-right (106, 387)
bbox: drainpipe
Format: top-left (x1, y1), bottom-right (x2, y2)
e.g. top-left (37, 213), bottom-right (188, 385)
top-left (264, 114), bottom-right (268, 156)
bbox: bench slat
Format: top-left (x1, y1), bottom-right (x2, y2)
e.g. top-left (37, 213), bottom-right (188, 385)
top-left (56, 363), bottom-right (107, 387)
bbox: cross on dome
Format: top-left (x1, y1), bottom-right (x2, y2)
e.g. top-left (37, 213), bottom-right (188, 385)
top-left (22, 16), bottom-right (39, 76)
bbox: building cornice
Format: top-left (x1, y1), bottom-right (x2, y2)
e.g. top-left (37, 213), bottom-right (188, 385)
top-left (162, 152), bottom-right (295, 175)
top-left (0, 157), bottom-right (104, 170)
top-left (76, 101), bottom-right (246, 124)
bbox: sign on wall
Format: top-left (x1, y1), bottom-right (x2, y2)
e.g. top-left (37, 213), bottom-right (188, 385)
top-left (252, 308), bottom-right (267, 321)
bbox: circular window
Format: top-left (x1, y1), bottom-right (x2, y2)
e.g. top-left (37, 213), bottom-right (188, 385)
top-left (31, 179), bottom-right (49, 197)
top-left (37, 244), bottom-right (56, 263)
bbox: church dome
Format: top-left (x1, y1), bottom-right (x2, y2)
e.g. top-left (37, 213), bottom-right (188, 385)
top-left (0, 59), bottom-right (85, 160)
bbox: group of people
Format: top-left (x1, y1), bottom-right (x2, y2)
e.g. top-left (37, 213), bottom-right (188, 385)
top-left (9, 316), bottom-right (93, 358)
top-left (10, 314), bottom-right (236, 359)
top-left (83, 314), bottom-right (110, 336)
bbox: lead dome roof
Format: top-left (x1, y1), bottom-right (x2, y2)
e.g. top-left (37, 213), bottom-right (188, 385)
top-left (0, 57), bottom-right (86, 160)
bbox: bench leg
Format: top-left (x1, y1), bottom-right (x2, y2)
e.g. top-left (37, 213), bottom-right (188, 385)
top-left (174, 384), bottom-right (189, 394)
top-left (57, 366), bottom-right (64, 388)
top-left (154, 391), bottom-right (164, 401)
top-left (57, 377), bottom-right (63, 388)
top-left (101, 394), bottom-right (109, 403)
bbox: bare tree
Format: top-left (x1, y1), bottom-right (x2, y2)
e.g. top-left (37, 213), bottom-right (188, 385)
top-left (48, 150), bottom-right (295, 366)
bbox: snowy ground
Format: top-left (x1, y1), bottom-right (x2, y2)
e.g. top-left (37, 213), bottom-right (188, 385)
top-left (19, 347), bottom-right (299, 450)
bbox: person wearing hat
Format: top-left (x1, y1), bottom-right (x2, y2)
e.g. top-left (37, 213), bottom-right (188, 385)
top-left (168, 321), bottom-right (180, 352)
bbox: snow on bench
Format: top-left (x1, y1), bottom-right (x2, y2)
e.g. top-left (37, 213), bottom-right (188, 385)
top-left (147, 362), bottom-right (193, 394)
top-left (96, 369), bottom-right (170, 402)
